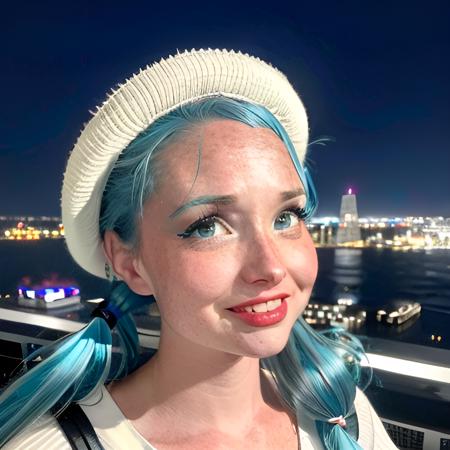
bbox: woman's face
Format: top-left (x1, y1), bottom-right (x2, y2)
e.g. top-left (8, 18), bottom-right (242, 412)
top-left (134, 119), bottom-right (318, 358)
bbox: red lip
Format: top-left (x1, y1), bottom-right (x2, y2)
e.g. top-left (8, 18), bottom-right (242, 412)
top-left (227, 293), bottom-right (289, 310)
top-left (227, 299), bottom-right (289, 327)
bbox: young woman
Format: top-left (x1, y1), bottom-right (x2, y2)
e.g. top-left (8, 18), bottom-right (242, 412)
top-left (0, 49), bottom-right (397, 449)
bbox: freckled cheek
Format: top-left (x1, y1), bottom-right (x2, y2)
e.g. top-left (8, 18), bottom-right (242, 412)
top-left (285, 243), bottom-right (318, 289)
top-left (165, 251), bottom-right (238, 303)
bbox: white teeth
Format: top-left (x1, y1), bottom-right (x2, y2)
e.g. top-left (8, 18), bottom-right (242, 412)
top-left (267, 299), bottom-right (282, 311)
top-left (232, 298), bottom-right (284, 313)
top-left (252, 302), bottom-right (268, 313)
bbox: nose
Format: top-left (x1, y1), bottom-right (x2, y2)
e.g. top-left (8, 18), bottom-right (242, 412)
top-left (239, 233), bottom-right (287, 287)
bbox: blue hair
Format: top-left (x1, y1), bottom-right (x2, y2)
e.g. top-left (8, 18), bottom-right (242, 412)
top-left (0, 97), bottom-right (370, 449)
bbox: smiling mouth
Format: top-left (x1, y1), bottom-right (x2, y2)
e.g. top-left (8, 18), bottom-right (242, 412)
top-left (226, 298), bottom-right (288, 327)
top-left (228, 298), bottom-right (284, 313)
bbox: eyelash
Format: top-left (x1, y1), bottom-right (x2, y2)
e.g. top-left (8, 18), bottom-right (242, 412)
top-left (176, 206), bottom-right (308, 240)
top-left (176, 214), bottom-right (221, 239)
top-left (286, 206), bottom-right (308, 221)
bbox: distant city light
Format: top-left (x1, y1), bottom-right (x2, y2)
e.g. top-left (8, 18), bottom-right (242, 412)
top-left (19, 286), bottom-right (80, 301)
top-left (2, 212), bottom-right (449, 249)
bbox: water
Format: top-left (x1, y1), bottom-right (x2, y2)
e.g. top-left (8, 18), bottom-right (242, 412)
top-left (312, 247), bottom-right (450, 349)
top-left (313, 247), bottom-right (450, 308)
top-left (0, 240), bottom-right (110, 300)
top-left (1, 241), bottom-right (449, 348)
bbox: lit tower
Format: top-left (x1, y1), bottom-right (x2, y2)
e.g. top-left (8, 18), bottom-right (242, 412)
top-left (337, 188), bottom-right (361, 244)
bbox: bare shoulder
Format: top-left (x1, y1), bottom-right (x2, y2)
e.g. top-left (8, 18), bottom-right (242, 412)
top-left (2, 412), bottom-right (71, 450)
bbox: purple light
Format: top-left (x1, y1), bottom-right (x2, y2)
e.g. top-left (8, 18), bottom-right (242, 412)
top-left (18, 285), bottom-right (80, 300)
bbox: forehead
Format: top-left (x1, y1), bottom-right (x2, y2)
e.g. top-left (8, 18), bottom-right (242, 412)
top-left (157, 119), bottom-right (300, 192)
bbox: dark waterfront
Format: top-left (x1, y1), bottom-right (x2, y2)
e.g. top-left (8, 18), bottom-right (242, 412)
top-left (0, 240), bottom-right (111, 301)
top-left (311, 247), bottom-right (450, 350)
top-left (1, 240), bottom-right (449, 349)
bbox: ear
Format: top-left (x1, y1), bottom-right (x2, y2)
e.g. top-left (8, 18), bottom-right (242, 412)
top-left (102, 230), bottom-right (154, 296)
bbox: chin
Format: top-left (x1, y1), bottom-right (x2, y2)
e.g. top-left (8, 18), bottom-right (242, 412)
top-left (238, 332), bottom-right (291, 359)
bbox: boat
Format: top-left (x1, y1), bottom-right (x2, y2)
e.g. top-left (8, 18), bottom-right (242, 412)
top-left (17, 285), bottom-right (81, 309)
top-left (376, 302), bottom-right (421, 325)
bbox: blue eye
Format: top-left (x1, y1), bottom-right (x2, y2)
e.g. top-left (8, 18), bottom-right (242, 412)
top-left (177, 216), bottom-right (229, 239)
top-left (274, 208), bottom-right (307, 230)
top-left (196, 220), bottom-right (216, 238)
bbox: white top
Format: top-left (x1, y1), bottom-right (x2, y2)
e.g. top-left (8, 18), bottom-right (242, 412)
top-left (4, 384), bottom-right (397, 449)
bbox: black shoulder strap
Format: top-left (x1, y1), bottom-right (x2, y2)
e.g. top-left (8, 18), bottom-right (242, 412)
top-left (56, 403), bottom-right (104, 450)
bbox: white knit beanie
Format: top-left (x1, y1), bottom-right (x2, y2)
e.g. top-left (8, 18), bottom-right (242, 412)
top-left (62, 48), bottom-right (309, 278)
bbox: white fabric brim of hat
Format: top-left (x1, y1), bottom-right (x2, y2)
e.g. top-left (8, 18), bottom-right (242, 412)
top-left (61, 48), bottom-right (309, 279)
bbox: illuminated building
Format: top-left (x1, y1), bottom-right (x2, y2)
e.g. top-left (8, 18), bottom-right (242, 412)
top-left (0, 217), bottom-right (64, 240)
top-left (337, 188), bottom-right (361, 244)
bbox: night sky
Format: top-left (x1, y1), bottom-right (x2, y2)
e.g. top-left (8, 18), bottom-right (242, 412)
top-left (1, 1), bottom-right (449, 218)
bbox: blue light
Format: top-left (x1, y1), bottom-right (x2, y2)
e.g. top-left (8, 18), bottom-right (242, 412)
top-left (18, 286), bottom-right (80, 300)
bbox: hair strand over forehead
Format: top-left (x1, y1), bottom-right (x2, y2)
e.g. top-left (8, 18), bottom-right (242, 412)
top-left (99, 96), bottom-right (318, 248)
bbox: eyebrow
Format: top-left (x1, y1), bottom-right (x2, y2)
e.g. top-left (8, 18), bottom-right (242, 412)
top-left (169, 188), bottom-right (306, 219)
top-left (280, 187), bottom-right (306, 202)
top-left (169, 195), bottom-right (235, 219)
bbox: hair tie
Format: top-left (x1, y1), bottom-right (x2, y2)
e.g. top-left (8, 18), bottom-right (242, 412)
top-left (327, 415), bottom-right (347, 428)
top-left (91, 300), bottom-right (122, 329)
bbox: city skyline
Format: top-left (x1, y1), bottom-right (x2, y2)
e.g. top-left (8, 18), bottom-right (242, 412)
top-left (2, 184), bottom-right (449, 221)
top-left (1, 193), bottom-right (450, 219)
top-left (1, 184), bottom-right (449, 220)
top-left (1, 2), bottom-right (449, 217)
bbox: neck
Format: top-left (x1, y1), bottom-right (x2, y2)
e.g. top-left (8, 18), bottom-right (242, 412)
top-left (111, 325), bottom-right (279, 437)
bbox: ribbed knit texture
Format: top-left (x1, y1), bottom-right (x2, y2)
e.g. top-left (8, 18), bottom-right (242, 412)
top-left (62, 49), bottom-right (309, 278)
